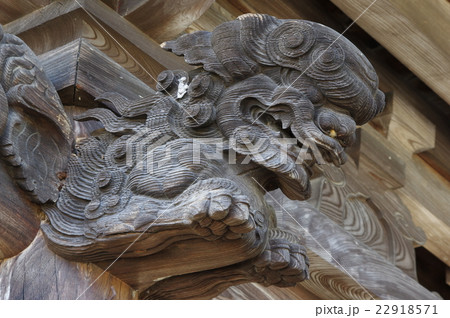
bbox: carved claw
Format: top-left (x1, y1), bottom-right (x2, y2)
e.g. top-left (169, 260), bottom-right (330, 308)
top-left (253, 237), bottom-right (309, 287)
top-left (189, 189), bottom-right (255, 240)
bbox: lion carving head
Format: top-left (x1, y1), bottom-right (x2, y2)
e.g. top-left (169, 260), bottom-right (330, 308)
top-left (162, 13), bottom-right (385, 200)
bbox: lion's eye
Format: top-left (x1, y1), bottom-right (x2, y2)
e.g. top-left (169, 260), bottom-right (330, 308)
top-left (328, 129), bottom-right (337, 138)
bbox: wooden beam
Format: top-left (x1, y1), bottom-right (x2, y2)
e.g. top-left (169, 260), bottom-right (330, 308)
top-left (2, 0), bottom-right (81, 35)
top-left (396, 167), bottom-right (450, 267)
top-left (0, 231), bottom-right (137, 299)
top-left (79, 0), bottom-right (192, 70)
top-left (3, 0), bottom-right (190, 73)
top-left (359, 127), bottom-right (405, 190)
top-left (7, 8), bottom-right (166, 88)
top-left (0, 0), bottom-right (53, 25)
top-left (330, 0), bottom-right (450, 105)
top-left (217, 283), bottom-right (321, 299)
top-left (0, 164), bottom-right (40, 260)
top-left (271, 192), bottom-right (438, 300)
top-left (120, 0), bottom-right (215, 42)
top-left (37, 39), bottom-right (80, 104)
top-left (76, 39), bottom-right (155, 99)
top-left (38, 39), bottom-right (155, 104)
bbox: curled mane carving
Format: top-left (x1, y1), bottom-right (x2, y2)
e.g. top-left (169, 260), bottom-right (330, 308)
top-left (0, 14), bottom-right (386, 295)
top-left (163, 13), bottom-right (384, 125)
top-left (40, 14), bottom-right (385, 264)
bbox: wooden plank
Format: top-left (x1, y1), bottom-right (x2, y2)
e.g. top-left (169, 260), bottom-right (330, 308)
top-left (0, 0), bottom-right (53, 25)
top-left (4, 0), bottom-right (190, 72)
top-left (396, 170), bottom-right (450, 267)
top-left (122, 0), bottom-right (215, 42)
top-left (0, 231), bottom-right (137, 299)
top-left (9, 8), bottom-right (166, 88)
top-left (38, 40), bottom-right (80, 95)
top-left (387, 94), bottom-right (435, 157)
top-left (80, 17), bottom-right (165, 87)
top-left (76, 39), bottom-right (155, 99)
top-left (186, 1), bottom-right (240, 33)
top-left (38, 39), bottom-right (155, 104)
top-left (79, 0), bottom-right (192, 71)
top-left (420, 128), bottom-right (450, 182)
top-left (330, 0), bottom-right (450, 105)
top-left (359, 127), bottom-right (405, 189)
top-left (217, 283), bottom-right (321, 300)
top-left (7, 8), bottom-right (85, 56)
top-left (0, 164), bottom-right (40, 260)
top-left (271, 192), bottom-right (438, 300)
top-left (2, 0), bottom-right (81, 35)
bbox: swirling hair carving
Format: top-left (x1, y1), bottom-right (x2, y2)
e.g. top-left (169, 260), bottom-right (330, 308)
top-left (0, 14), bottom-right (385, 298)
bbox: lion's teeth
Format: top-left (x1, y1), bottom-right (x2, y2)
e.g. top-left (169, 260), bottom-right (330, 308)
top-left (281, 118), bottom-right (291, 130)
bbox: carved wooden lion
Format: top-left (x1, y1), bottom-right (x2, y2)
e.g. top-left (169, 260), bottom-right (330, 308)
top-left (0, 14), bottom-right (384, 298)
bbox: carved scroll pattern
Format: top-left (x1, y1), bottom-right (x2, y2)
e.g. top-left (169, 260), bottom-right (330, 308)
top-left (0, 13), bottom-right (392, 299)
top-left (0, 25), bottom-right (72, 203)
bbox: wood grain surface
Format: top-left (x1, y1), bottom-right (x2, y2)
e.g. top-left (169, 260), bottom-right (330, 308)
top-left (331, 0), bottom-right (450, 105)
top-left (0, 164), bottom-right (40, 260)
top-left (0, 231), bottom-right (137, 300)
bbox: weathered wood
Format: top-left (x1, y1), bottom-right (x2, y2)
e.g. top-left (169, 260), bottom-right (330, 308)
top-left (2, 13), bottom-right (389, 299)
top-left (116, 0), bottom-right (215, 42)
top-left (187, 1), bottom-right (238, 33)
top-left (76, 39), bottom-right (156, 99)
top-left (420, 128), bottom-right (450, 182)
top-left (2, 0), bottom-right (82, 36)
top-left (0, 0), bottom-right (53, 25)
top-left (194, 0), bottom-right (450, 280)
top-left (0, 231), bottom-right (137, 300)
top-left (80, 0), bottom-right (192, 71)
top-left (80, 19), bottom-right (165, 88)
top-left (140, 243), bottom-right (375, 300)
top-left (0, 163), bottom-right (40, 260)
top-left (38, 39), bottom-right (154, 104)
top-left (0, 26), bottom-right (73, 204)
top-left (37, 40), bottom-right (80, 104)
top-left (3, 0), bottom-right (190, 73)
top-left (8, 9), bottom-right (164, 87)
top-left (217, 283), bottom-right (320, 300)
top-left (359, 128), bottom-right (405, 189)
top-left (271, 192), bottom-right (438, 300)
top-left (397, 187), bottom-right (450, 268)
top-left (140, 186), bottom-right (434, 299)
top-left (1, 0), bottom-right (445, 300)
top-left (307, 158), bottom-right (425, 280)
top-left (330, 0), bottom-right (450, 105)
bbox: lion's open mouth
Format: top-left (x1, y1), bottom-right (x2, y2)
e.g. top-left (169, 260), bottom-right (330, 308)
top-left (255, 111), bottom-right (339, 171)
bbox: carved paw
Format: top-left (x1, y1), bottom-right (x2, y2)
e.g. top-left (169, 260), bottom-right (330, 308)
top-left (253, 238), bottom-right (309, 287)
top-left (188, 189), bottom-right (255, 240)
